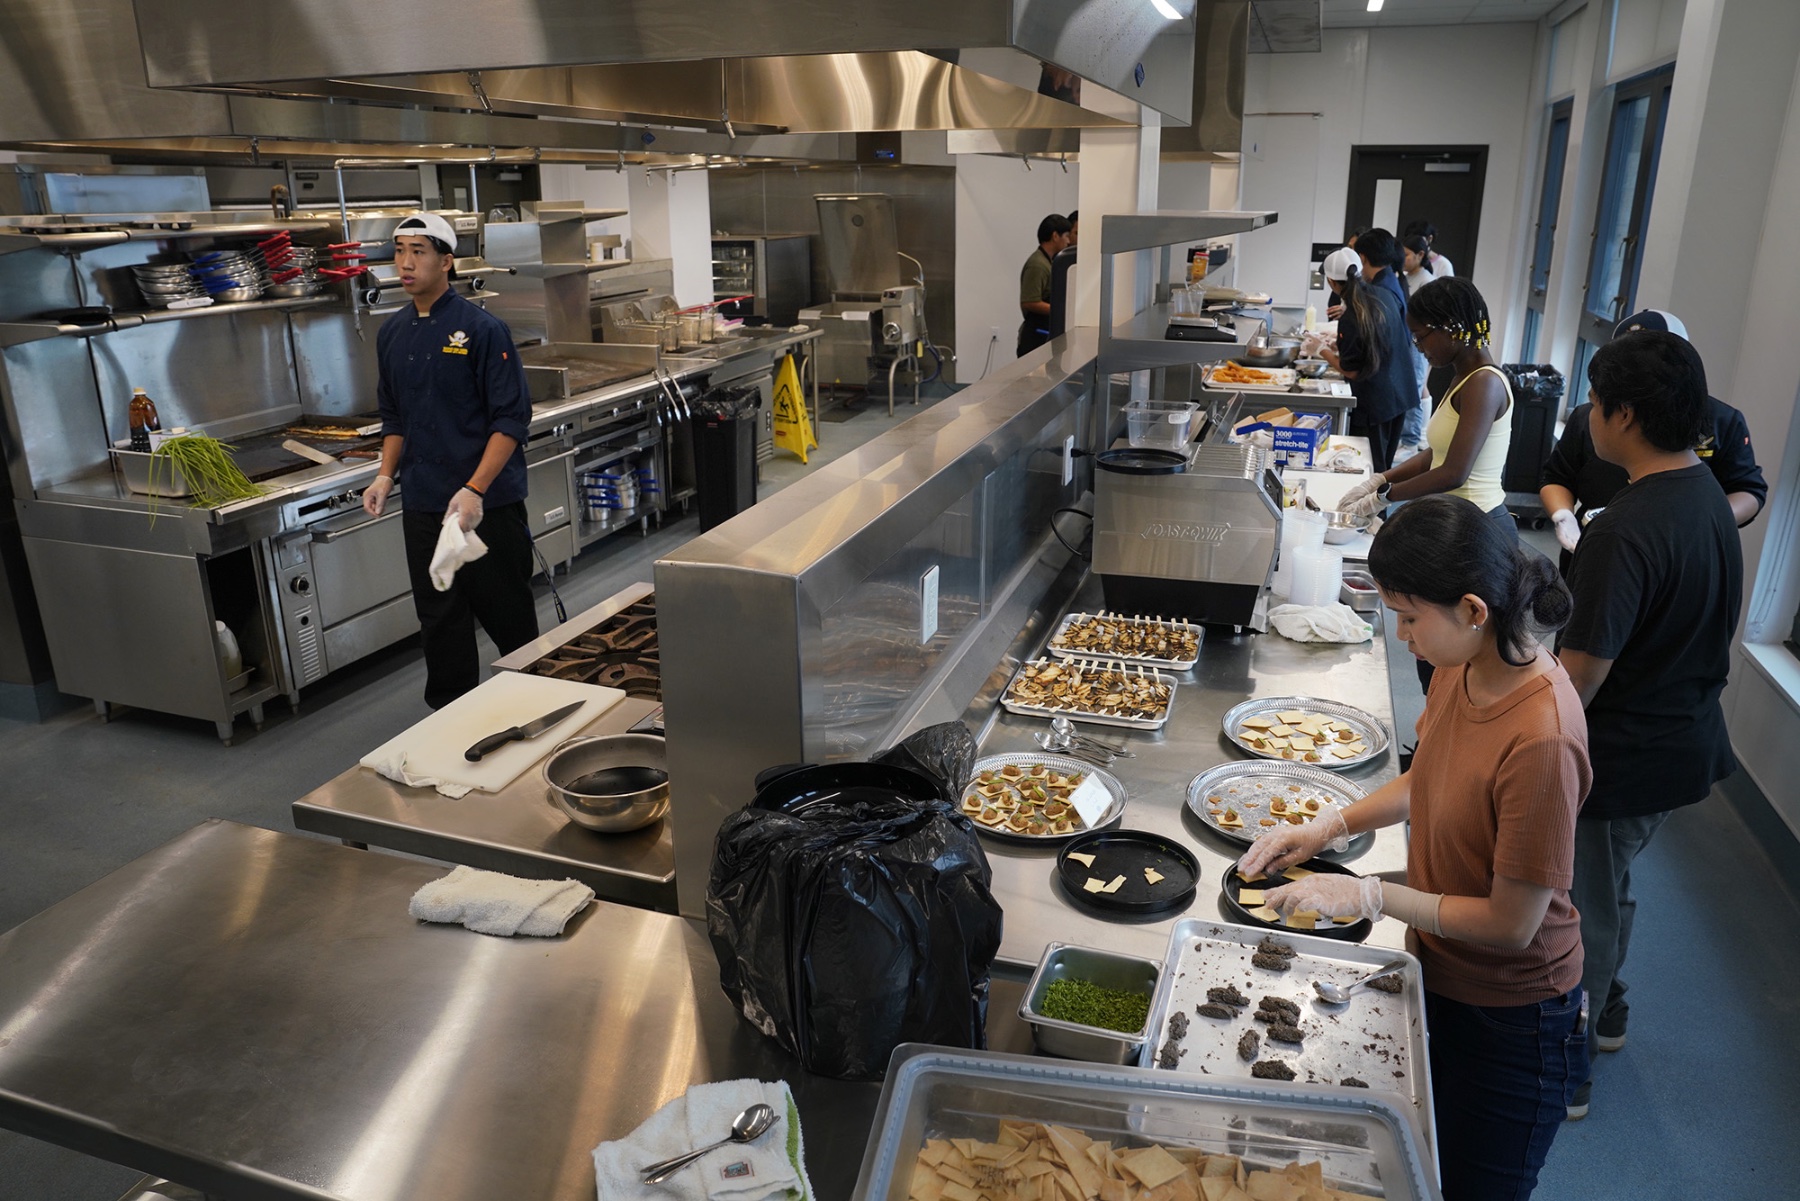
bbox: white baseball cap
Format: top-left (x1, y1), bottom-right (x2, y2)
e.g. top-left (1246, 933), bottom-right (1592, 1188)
top-left (1323, 246), bottom-right (1361, 282)
top-left (1613, 309), bottom-right (1688, 340)
top-left (391, 211), bottom-right (458, 253)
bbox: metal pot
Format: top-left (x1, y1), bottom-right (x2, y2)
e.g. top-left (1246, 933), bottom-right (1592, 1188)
top-left (542, 733), bottom-right (670, 833)
top-left (1237, 334), bottom-right (1301, 368)
top-left (750, 761), bottom-right (942, 815)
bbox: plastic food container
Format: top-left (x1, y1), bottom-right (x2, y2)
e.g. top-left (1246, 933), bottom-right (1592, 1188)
top-left (1020, 943), bottom-right (1160, 1063)
top-left (851, 1045), bottom-right (1443, 1201)
top-left (1125, 400), bottom-right (1200, 450)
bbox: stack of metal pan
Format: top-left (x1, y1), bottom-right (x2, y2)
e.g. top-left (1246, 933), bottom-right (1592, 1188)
top-left (260, 244), bottom-right (326, 297)
top-left (130, 261), bottom-right (209, 308)
top-left (189, 250), bottom-right (266, 302)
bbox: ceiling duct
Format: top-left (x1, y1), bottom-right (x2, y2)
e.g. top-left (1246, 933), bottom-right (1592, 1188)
top-left (1247, 0), bottom-right (1324, 54)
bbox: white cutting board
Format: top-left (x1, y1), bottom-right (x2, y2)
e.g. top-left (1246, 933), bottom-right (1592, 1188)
top-left (360, 673), bottom-right (625, 794)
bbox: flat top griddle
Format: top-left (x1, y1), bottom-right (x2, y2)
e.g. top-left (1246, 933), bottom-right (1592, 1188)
top-left (524, 354), bottom-right (650, 395)
top-left (223, 417), bottom-right (385, 483)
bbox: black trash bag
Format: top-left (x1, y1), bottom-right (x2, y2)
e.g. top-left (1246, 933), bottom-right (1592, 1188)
top-left (871, 720), bottom-right (980, 805)
top-left (706, 752), bottom-right (1002, 1081)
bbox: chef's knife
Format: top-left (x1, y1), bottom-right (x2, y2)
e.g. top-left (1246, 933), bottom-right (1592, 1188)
top-left (464, 700), bottom-right (586, 762)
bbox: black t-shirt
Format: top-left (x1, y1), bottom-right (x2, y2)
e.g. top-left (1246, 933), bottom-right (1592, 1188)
top-left (1559, 464), bottom-right (1742, 818)
top-left (1335, 281), bottom-right (1417, 424)
top-left (1541, 398), bottom-right (1767, 520)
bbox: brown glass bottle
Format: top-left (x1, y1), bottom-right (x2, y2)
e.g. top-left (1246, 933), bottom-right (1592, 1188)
top-left (128, 387), bottom-right (160, 452)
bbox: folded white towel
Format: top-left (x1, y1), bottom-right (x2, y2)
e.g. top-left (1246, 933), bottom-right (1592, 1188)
top-left (593, 1079), bottom-right (811, 1201)
top-left (408, 865), bottom-right (593, 937)
top-left (1267, 602), bottom-right (1374, 644)
top-left (428, 513), bottom-right (488, 591)
top-left (364, 749), bottom-right (474, 799)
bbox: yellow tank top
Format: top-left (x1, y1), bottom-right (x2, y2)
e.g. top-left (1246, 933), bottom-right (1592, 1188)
top-left (1426, 363), bottom-right (1513, 512)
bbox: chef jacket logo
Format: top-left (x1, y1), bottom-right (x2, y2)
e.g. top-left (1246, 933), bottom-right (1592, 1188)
top-left (1695, 432), bottom-right (1715, 459)
top-left (443, 330), bottom-right (470, 355)
top-left (1142, 521), bottom-right (1229, 543)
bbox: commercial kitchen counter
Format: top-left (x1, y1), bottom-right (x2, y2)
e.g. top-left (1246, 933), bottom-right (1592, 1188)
top-left (0, 819), bottom-right (1030, 1201)
top-left (974, 574), bottom-right (1408, 970)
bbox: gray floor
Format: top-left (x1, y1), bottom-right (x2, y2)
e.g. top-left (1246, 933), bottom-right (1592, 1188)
top-left (1, 421), bottom-right (1796, 1199)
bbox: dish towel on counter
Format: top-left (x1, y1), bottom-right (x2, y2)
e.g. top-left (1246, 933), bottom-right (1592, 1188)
top-left (592, 1079), bottom-right (812, 1201)
top-left (1268, 602), bottom-right (1374, 644)
top-left (362, 748), bottom-right (475, 799)
top-left (408, 864), bottom-right (594, 937)
top-left (428, 513), bottom-right (488, 591)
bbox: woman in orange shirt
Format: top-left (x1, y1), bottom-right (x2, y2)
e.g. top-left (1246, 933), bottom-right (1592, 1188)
top-left (1241, 495), bottom-right (1591, 1201)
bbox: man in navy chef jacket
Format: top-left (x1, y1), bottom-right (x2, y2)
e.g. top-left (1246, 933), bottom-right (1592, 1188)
top-left (361, 212), bottom-right (539, 708)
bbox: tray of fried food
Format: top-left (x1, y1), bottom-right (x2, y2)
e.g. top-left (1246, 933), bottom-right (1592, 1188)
top-left (1046, 611), bottom-right (1203, 671)
top-left (1002, 658), bottom-right (1176, 730)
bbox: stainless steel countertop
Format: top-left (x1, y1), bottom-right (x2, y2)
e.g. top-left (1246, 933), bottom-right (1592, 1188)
top-left (0, 819), bottom-right (960, 1201)
top-left (291, 693), bottom-right (676, 912)
top-left (978, 575), bottom-right (1408, 969)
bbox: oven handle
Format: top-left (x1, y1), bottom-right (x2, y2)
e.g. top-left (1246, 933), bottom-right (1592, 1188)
top-left (311, 507), bottom-right (404, 543)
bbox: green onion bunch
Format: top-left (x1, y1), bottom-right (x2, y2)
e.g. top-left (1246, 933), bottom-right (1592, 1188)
top-left (149, 434), bottom-right (264, 513)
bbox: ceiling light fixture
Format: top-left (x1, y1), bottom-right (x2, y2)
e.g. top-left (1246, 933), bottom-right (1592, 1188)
top-left (1366, 0), bottom-right (1385, 10)
top-left (1151, 0), bottom-right (1183, 19)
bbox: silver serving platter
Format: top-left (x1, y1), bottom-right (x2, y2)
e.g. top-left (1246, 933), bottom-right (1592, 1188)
top-left (1140, 917), bottom-right (1437, 1159)
top-left (1185, 761), bottom-right (1368, 847)
top-left (1220, 695), bottom-right (1390, 769)
top-left (1046, 611), bottom-right (1203, 671)
top-left (963, 752), bottom-right (1127, 843)
top-left (1001, 658), bottom-right (1177, 731)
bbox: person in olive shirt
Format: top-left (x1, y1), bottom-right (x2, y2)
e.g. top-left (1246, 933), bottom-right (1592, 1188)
top-left (1540, 310), bottom-right (1765, 571)
top-left (1557, 330), bottom-right (1743, 1120)
top-left (1017, 213), bottom-right (1072, 357)
top-left (362, 212), bottom-right (540, 708)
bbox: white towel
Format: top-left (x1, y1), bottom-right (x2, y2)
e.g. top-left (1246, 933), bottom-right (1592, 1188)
top-left (1267, 602), bottom-right (1374, 644)
top-left (408, 865), bottom-right (593, 937)
top-left (428, 513), bottom-right (488, 591)
top-left (364, 749), bottom-right (475, 799)
top-left (592, 1079), bottom-right (812, 1201)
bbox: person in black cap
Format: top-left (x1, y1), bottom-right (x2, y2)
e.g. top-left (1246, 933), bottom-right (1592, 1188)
top-left (1538, 309), bottom-right (1765, 573)
top-left (361, 212), bottom-right (539, 708)
top-left (1017, 213), bottom-right (1072, 357)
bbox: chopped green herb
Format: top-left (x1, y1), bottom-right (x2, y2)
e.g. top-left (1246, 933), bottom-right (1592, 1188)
top-left (1038, 977), bottom-right (1151, 1033)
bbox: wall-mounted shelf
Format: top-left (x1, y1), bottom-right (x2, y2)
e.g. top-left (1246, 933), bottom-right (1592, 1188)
top-left (0, 294), bottom-right (338, 349)
top-left (0, 218), bottom-right (336, 258)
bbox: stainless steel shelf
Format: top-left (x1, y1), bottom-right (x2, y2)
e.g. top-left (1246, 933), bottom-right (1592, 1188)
top-left (1097, 210), bottom-right (1278, 255)
top-left (1099, 303), bottom-right (1261, 373)
top-left (0, 294), bottom-right (339, 348)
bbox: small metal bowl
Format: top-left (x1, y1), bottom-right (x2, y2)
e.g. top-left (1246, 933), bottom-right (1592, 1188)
top-left (542, 733), bottom-right (670, 833)
top-left (1237, 334), bottom-right (1302, 368)
top-left (1323, 511), bottom-right (1372, 544)
top-left (1294, 358), bottom-right (1329, 378)
top-left (1019, 942), bottom-right (1160, 1064)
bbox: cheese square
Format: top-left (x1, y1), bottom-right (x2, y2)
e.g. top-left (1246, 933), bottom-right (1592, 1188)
top-left (1241, 716), bottom-right (1276, 729)
top-left (1267, 723), bottom-right (1294, 738)
top-left (1286, 912), bottom-right (1319, 930)
top-left (1083, 877), bottom-right (1107, 893)
top-left (1248, 905), bottom-right (1283, 923)
top-left (1332, 915), bottom-right (1360, 925)
top-left (1282, 866), bottom-right (1314, 881)
top-left (1068, 851), bottom-right (1096, 868)
top-left (1102, 874), bottom-right (1128, 894)
top-left (1238, 888), bottom-right (1266, 906)
top-left (1330, 744), bottom-right (1362, 759)
top-left (1145, 867), bottom-right (1165, 884)
top-left (1276, 710), bottom-right (1307, 725)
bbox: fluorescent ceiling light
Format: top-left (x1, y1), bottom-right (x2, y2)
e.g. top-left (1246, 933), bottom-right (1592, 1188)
top-left (1366, 0), bottom-right (1385, 10)
top-left (1151, 0), bottom-right (1183, 19)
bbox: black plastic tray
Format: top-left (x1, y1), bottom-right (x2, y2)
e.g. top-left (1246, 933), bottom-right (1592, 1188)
top-left (1220, 856), bottom-right (1372, 942)
top-left (1055, 829), bottom-right (1200, 915)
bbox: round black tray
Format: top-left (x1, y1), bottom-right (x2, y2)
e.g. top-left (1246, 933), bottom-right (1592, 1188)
top-left (1055, 829), bottom-right (1201, 916)
top-left (1221, 856), bottom-right (1373, 942)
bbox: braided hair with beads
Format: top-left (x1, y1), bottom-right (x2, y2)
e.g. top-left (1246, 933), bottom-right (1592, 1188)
top-left (1408, 276), bottom-right (1491, 347)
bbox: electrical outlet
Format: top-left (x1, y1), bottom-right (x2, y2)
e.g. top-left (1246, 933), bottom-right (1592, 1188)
top-left (989, 325), bottom-right (1002, 342)
top-left (919, 565), bottom-right (940, 644)
top-left (1062, 434), bottom-right (1075, 486)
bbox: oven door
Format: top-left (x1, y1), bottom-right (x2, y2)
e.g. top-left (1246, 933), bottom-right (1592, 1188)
top-left (309, 507), bottom-right (412, 628)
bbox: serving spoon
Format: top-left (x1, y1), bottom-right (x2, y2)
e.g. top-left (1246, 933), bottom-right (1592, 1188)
top-left (641, 1102), bottom-right (776, 1184)
top-left (1313, 959), bottom-right (1408, 1006)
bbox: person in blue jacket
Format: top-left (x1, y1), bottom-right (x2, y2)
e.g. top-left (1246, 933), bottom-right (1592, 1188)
top-left (361, 213), bottom-right (539, 707)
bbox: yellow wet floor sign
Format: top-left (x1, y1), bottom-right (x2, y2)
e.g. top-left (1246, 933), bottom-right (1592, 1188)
top-left (771, 353), bottom-right (817, 463)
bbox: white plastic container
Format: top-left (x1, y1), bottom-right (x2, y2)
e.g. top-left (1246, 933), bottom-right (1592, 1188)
top-left (1125, 400), bottom-right (1200, 450)
top-left (1289, 543), bottom-right (1345, 608)
top-left (1273, 508), bottom-right (1329, 599)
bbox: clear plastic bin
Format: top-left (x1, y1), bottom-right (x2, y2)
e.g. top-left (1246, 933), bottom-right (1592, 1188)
top-left (852, 1046), bottom-right (1442, 1200)
top-left (1125, 400), bottom-right (1200, 450)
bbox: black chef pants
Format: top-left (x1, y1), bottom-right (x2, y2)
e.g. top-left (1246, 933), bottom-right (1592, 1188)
top-left (1349, 411), bottom-right (1408, 475)
top-left (1017, 319), bottom-right (1050, 358)
top-left (403, 501), bottom-right (540, 709)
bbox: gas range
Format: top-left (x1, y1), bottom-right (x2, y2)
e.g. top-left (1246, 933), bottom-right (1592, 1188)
top-left (495, 582), bottom-right (665, 733)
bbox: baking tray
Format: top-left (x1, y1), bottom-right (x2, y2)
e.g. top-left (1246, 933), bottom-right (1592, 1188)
top-left (1203, 364), bottom-right (1298, 393)
top-left (963, 752), bottom-right (1127, 844)
top-left (850, 1046), bottom-right (1445, 1201)
top-left (1186, 761), bottom-right (1369, 848)
top-left (1046, 612), bottom-right (1203, 671)
top-left (1002, 658), bottom-right (1177, 730)
top-left (1056, 830), bottom-right (1200, 916)
top-left (1221, 695), bottom-right (1390, 769)
top-left (1139, 918), bottom-right (1435, 1156)
top-left (1220, 857), bottom-right (1374, 943)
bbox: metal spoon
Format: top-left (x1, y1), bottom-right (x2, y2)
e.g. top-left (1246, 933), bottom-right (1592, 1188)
top-left (1033, 730), bottom-right (1112, 765)
top-left (1313, 959), bottom-right (1409, 1006)
top-left (1051, 716), bottom-right (1134, 758)
top-left (640, 1102), bottom-right (777, 1184)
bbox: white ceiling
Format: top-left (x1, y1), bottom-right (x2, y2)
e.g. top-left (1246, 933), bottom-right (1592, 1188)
top-left (1323, 0), bottom-right (1565, 28)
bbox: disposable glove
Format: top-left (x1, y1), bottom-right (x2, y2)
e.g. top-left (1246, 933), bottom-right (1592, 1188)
top-left (1340, 485), bottom-right (1390, 520)
top-left (1338, 473), bottom-right (1383, 509)
top-left (362, 474), bottom-right (394, 517)
top-left (1236, 807), bottom-right (1351, 878)
top-left (447, 486), bottom-right (484, 531)
top-left (1265, 873), bottom-right (1385, 922)
top-left (1551, 508), bottom-right (1581, 554)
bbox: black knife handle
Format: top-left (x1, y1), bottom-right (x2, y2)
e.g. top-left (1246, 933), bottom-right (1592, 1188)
top-left (465, 727), bottom-right (523, 762)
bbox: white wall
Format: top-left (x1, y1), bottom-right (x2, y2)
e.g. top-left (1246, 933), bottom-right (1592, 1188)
top-left (952, 154), bottom-right (1079, 384)
top-left (1233, 24), bottom-right (1539, 342)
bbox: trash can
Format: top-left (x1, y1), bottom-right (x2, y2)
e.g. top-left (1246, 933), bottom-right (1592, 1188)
top-left (1500, 363), bottom-right (1566, 518)
top-left (694, 385), bottom-right (761, 533)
